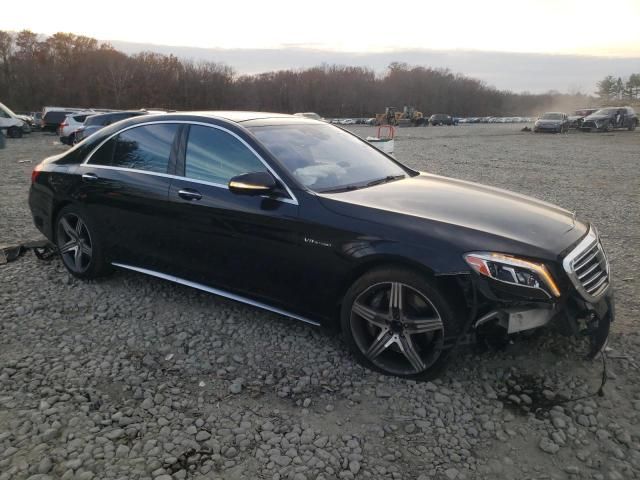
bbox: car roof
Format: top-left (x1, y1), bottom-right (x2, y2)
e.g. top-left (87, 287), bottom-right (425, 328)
top-left (88, 110), bottom-right (146, 118)
top-left (136, 111), bottom-right (322, 127)
top-left (185, 111), bottom-right (297, 123)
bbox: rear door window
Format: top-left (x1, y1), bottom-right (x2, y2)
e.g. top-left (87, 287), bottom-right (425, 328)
top-left (88, 123), bottom-right (179, 173)
top-left (184, 125), bottom-right (267, 185)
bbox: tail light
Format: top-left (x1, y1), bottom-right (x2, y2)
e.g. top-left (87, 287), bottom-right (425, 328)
top-left (31, 162), bottom-right (43, 184)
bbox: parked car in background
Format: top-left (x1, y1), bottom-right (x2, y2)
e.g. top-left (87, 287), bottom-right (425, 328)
top-left (0, 101), bottom-right (27, 138)
top-left (41, 107), bottom-right (85, 132)
top-left (30, 112), bottom-right (43, 129)
top-left (74, 111), bottom-right (153, 143)
top-left (40, 107), bottom-right (82, 132)
top-left (568, 108), bottom-right (598, 129)
top-left (580, 107), bottom-right (638, 132)
top-left (28, 111), bottom-right (613, 379)
top-left (429, 114), bottom-right (454, 126)
top-left (15, 112), bottom-right (36, 131)
top-left (533, 112), bottom-right (569, 133)
top-left (59, 112), bottom-right (94, 145)
top-left (340, 118), bottom-right (356, 125)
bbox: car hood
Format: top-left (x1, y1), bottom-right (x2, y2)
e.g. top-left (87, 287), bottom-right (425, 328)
top-left (318, 173), bottom-right (587, 258)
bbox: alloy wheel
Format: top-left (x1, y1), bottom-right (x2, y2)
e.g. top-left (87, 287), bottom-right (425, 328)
top-left (350, 282), bottom-right (445, 375)
top-left (56, 213), bottom-right (93, 273)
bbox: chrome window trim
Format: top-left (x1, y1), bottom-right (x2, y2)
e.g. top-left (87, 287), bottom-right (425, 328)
top-left (112, 262), bottom-right (320, 327)
top-left (78, 164), bottom-right (229, 189)
top-left (81, 120), bottom-right (299, 205)
top-left (562, 226), bottom-right (610, 302)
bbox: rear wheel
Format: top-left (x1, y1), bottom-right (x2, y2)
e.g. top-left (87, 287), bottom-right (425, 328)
top-left (55, 205), bottom-right (110, 279)
top-left (629, 120), bottom-right (637, 131)
top-left (341, 267), bottom-right (460, 379)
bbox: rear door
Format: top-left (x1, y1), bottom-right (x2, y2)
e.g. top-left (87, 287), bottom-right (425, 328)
top-left (77, 122), bottom-right (182, 271)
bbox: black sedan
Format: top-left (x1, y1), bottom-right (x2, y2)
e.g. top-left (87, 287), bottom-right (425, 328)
top-left (29, 112), bottom-right (614, 379)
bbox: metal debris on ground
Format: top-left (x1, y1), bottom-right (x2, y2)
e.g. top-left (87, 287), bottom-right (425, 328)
top-left (0, 239), bottom-right (56, 265)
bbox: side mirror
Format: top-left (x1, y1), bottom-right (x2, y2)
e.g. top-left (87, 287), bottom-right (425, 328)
top-left (228, 171), bottom-right (277, 195)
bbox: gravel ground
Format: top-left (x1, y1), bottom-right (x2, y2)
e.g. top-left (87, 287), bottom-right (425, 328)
top-left (0, 126), bottom-right (639, 480)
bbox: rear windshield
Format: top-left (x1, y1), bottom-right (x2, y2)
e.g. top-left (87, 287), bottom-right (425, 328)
top-left (44, 111), bottom-right (69, 123)
top-left (73, 115), bottom-right (89, 122)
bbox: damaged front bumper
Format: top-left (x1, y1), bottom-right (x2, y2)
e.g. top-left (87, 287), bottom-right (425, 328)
top-left (472, 287), bottom-right (613, 357)
top-left (463, 225), bottom-right (614, 357)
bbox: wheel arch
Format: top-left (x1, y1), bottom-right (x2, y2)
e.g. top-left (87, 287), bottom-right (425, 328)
top-left (50, 199), bottom-right (73, 240)
top-left (331, 255), bottom-right (471, 329)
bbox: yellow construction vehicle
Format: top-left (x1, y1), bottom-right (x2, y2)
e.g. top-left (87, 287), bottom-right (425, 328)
top-left (375, 106), bottom-right (423, 126)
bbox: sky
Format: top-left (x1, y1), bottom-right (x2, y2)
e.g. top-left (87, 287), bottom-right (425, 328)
top-left (3, 0), bottom-right (640, 57)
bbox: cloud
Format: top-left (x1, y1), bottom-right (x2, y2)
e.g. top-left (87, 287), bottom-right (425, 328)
top-left (109, 41), bottom-right (639, 94)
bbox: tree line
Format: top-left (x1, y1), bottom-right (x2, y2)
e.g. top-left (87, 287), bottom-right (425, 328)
top-left (0, 30), bottom-right (595, 117)
top-left (596, 74), bottom-right (640, 102)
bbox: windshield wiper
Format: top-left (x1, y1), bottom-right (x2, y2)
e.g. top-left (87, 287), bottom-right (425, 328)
top-left (366, 174), bottom-right (406, 187)
top-left (319, 174), bottom-right (407, 194)
top-left (318, 184), bottom-right (363, 194)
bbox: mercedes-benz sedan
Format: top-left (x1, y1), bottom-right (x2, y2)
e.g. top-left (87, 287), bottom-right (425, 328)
top-left (29, 112), bottom-right (614, 379)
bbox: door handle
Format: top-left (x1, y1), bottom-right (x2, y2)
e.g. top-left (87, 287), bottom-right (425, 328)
top-left (82, 173), bottom-right (98, 181)
top-left (178, 188), bottom-right (202, 201)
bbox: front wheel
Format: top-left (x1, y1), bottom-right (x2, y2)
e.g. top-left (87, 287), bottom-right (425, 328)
top-left (7, 126), bottom-right (22, 138)
top-left (341, 267), bottom-right (461, 379)
top-left (55, 205), bottom-right (110, 279)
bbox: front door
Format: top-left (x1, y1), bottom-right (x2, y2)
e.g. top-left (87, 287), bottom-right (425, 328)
top-left (165, 123), bottom-right (308, 314)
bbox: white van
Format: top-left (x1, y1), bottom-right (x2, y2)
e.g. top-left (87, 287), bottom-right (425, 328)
top-left (0, 102), bottom-right (26, 138)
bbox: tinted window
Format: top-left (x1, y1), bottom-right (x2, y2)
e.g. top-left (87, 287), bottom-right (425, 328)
top-left (185, 125), bottom-right (266, 184)
top-left (89, 124), bottom-right (178, 173)
top-left (90, 137), bottom-right (116, 166)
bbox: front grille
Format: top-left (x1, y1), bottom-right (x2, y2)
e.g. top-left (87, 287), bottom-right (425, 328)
top-left (582, 120), bottom-right (597, 129)
top-left (563, 228), bottom-right (610, 302)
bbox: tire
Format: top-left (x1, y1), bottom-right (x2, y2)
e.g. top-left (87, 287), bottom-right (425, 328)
top-left (340, 267), bottom-right (462, 380)
top-left (7, 126), bottom-right (22, 138)
top-left (602, 122), bottom-right (611, 133)
top-left (54, 205), bottom-right (110, 279)
top-left (629, 120), bottom-right (637, 131)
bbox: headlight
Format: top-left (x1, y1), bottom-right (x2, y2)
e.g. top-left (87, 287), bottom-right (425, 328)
top-left (464, 252), bottom-right (560, 297)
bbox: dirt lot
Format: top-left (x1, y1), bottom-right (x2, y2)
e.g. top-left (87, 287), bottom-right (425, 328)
top-left (0, 125), bottom-right (639, 480)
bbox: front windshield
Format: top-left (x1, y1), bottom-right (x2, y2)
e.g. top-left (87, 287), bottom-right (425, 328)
top-left (249, 124), bottom-right (408, 192)
top-left (593, 108), bottom-right (617, 116)
top-left (541, 113), bottom-right (562, 120)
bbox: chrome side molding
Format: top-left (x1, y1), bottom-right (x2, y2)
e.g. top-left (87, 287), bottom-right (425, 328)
top-left (111, 262), bottom-right (321, 327)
